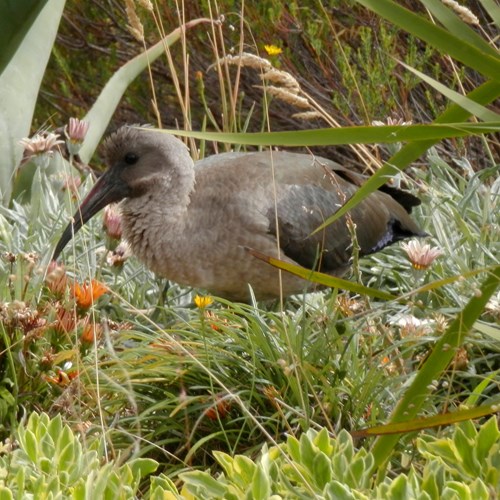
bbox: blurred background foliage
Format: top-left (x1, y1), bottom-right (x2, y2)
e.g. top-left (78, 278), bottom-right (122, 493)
top-left (35, 0), bottom-right (498, 169)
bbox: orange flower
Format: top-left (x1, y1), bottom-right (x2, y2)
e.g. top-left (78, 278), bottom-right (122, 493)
top-left (44, 369), bottom-right (79, 386)
top-left (80, 322), bottom-right (102, 344)
top-left (204, 395), bottom-right (231, 420)
top-left (71, 279), bottom-right (108, 309)
top-left (55, 306), bottom-right (76, 333)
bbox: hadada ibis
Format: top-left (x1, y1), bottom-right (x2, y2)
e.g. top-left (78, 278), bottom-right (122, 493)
top-left (53, 126), bottom-right (426, 301)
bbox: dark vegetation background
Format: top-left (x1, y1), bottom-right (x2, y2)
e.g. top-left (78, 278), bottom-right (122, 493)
top-left (35, 0), bottom-right (499, 170)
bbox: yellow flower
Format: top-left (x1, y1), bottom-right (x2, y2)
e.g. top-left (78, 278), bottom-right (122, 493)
top-left (194, 295), bottom-right (214, 309)
top-left (264, 44), bottom-right (282, 56)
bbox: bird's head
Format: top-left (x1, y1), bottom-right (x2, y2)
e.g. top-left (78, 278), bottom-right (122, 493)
top-left (52, 125), bottom-right (190, 260)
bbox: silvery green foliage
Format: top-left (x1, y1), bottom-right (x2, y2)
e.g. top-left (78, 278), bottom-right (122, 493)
top-left (1, 413), bottom-right (498, 498)
top-left (179, 423), bottom-right (497, 499)
top-left (0, 412), bottom-right (159, 499)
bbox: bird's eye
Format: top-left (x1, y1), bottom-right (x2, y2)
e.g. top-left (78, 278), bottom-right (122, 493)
top-left (124, 152), bottom-right (139, 165)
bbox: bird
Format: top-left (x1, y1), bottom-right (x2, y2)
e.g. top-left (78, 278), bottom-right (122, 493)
top-left (53, 125), bottom-right (426, 301)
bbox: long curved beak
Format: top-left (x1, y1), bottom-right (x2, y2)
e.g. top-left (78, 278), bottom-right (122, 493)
top-left (52, 168), bottom-right (127, 260)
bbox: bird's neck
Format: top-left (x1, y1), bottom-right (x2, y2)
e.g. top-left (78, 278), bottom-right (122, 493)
top-left (120, 171), bottom-right (195, 270)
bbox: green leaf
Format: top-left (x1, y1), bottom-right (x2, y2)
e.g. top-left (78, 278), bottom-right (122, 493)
top-left (316, 79), bottom-right (500, 231)
top-left (386, 474), bottom-right (410, 500)
top-left (286, 435), bottom-right (301, 464)
top-left (157, 122), bottom-right (500, 147)
top-left (353, 0), bottom-right (500, 80)
top-left (479, 0), bottom-right (500, 28)
top-left (473, 321), bottom-right (500, 341)
top-left (469, 478), bottom-right (492, 500)
top-left (314, 427), bottom-right (334, 456)
top-left (419, 0), bottom-right (497, 57)
top-left (0, 1), bottom-right (50, 73)
top-left (475, 417), bottom-right (500, 463)
top-left (441, 482), bottom-right (472, 500)
top-left (125, 458), bottom-right (158, 481)
top-left (0, 0), bottom-right (65, 205)
top-left (233, 455), bottom-right (256, 484)
top-left (299, 433), bottom-right (317, 472)
top-left (323, 481), bottom-right (357, 500)
top-left (353, 404), bottom-right (500, 437)
top-left (248, 249), bottom-right (395, 300)
top-left (251, 465), bottom-right (271, 500)
top-left (454, 427), bottom-right (480, 476)
top-left (22, 429), bottom-right (38, 464)
top-left (180, 471), bottom-right (228, 498)
top-left (57, 441), bottom-right (76, 479)
top-left (312, 452), bottom-right (332, 489)
top-left (0, 487), bottom-right (13, 500)
top-left (398, 61), bottom-right (500, 121)
top-left (214, 451), bottom-right (236, 478)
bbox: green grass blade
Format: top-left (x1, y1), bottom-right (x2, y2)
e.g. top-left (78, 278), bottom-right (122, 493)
top-left (312, 79), bottom-right (500, 234)
top-left (419, 0), bottom-right (497, 56)
top-left (399, 61), bottom-right (500, 121)
top-left (479, 0), bottom-right (500, 28)
top-left (353, 0), bottom-right (500, 80)
top-left (248, 249), bottom-right (396, 300)
top-left (353, 404), bottom-right (499, 437)
top-left (159, 122), bottom-right (500, 146)
top-left (473, 321), bottom-right (500, 341)
top-left (370, 265), bottom-right (500, 468)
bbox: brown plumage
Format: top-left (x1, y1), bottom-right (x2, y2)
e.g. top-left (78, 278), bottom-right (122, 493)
top-left (53, 125), bottom-right (426, 301)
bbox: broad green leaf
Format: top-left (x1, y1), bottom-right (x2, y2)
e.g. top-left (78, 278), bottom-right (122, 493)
top-left (0, 0), bottom-right (65, 205)
top-left (313, 452), bottom-right (332, 489)
top-left (180, 471), bottom-right (228, 497)
top-left (299, 433), bottom-right (317, 472)
top-left (80, 17), bottom-right (213, 163)
top-left (57, 441), bottom-right (76, 478)
top-left (0, 0), bottom-right (50, 73)
top-left (476, 417), bottom-right (500, 463)
top-left (233, 455), bottom-right (257, 483)
top-left (0, 488), bottom-right (13, 500)
top-left (125, 457), bottom-right (158, 480)
top-left (324, 481), bottom-right (356, 500)
top-left (252, 465), bottom-right (271, 500)
top-left (23, 429), bottom-right (39, 464)
top-left (213, 451), bottom-right (235, 478)
top-left (286, 435), bottom-right (301, 463)
top-left (315, 427), bottom-right (334, 456)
